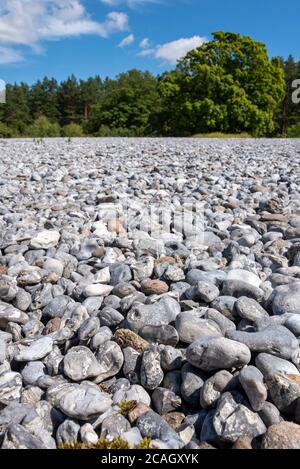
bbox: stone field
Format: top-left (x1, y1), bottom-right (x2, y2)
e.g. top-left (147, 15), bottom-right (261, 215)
top-left (0, 137), bottom-right (300, 449)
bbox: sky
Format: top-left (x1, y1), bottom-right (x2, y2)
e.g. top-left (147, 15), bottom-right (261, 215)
top-left (0, 0), bottom-right (299, 84)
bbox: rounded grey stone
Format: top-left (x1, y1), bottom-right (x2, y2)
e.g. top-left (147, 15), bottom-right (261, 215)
top-left (186, 336), bottom-right (251, 372)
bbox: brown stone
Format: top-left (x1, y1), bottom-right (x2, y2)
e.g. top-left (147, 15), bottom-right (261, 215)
top-left (80, 227), bottom-right (92, 236)
top-left (155, 256), bottom-right (176, 266)
top-left (107, 218), bottom-right (126, 235)
top-left (213, 205), bottom-right (226, 213)
top-left (44, 317), bottom-right (61, 334)
top-left (198, 442), bottom-right (217, 449)
top-left (141, 279), bottom-right (169, 296)
top-left (51, 205), bottom-right (64, 212)
top-left (262, 422), bottom-right (300, 449)
top-left (115, 329), bottom-right (149, 353)
top-left (251, 184), bottom-right (268, 193)
top-left (232, 437), bottom-right (253, 449)
top-left (128, 403), bottom-right (151, 424)
top-left (0, 265), bottom-right (7, 275)
top-left (225, 201), bottom-right (239, 209)
top-left (43, 272), bottom-right (59, 284)
top-left (163, 412), bottom-right (185, 430)
top-left (93, 246), bottom-right (104, 258)
top-left (232, 218), bottom-right (241, 225)
top-left (260, 212), bottom-right (288, 223)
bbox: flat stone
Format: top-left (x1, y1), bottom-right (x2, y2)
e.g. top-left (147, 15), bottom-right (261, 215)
top-left (213, 392), bottom-right (266, 443)
top-left (235, 297), bottom-right (269, 323)
top-left (140, 345), bottom-right (164, 390)
top-left (30, 230), bottom-right (60, 249)
top-left (84, 284), bottom-right (113, 297)
top-left (14, 337), bottom-right (53, 362)
top-left (63, 346), bottom-right (102, 382)
top-left (271, 282), bottom-right (300, 315)
top-left (255, 353), bottom-right (300, 379)
top-left (115, 329), bottom-right (149, 353)
top-left (94, 341), bottom-right (124, 383)
top-left (140, 324), bottom-right (179, 346)
top-left (186, 336), bottom-right (251, 372)
top-left (0, 372), bottom-right (22, 404)
top-left (227, 326), bottom-right (299, 363)
top-left (176, 310), bottom-right (222, 344)
top-left (262, 422), bottom-right (300, 449)
top-left (2, 423), bottom-right (50, 449)
top-left (126, 297), bottom-right (180, 334)
top-left (141, 279), bottom-right (169, 296)
top-left (0, 302), bottom-right (28, 327)
top-left (239, 366), bottom-right (267, 411)
top-left (58, 383), bottom-right (112, 421)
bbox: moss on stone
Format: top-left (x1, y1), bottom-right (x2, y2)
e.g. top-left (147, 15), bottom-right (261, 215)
top-left (59, 436), bottom-right (152, 450)
top-left (118, 400), bottom-right (138, 416)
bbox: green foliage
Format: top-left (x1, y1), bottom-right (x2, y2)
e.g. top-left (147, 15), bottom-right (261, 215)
top-left (1, 83), bottom-right (32, 134)
top-left (0, 33), bottom-right (297, 138)
top-left (193, 132), bottom-right (252, 138)
top-left (96, 125), bottom-right (136, 137)
top-left (30, 77), bottom-right (60, 122)
top-left (287, 123), bottom-right (300, 137)
top-left (118, 400), bottom-right (137, 416)
top-left (59, 437), bottom-right (151, 450)
top-left (0, 122), bottom-right (14, 138)
top-left (159, 32), bottom-right (285, 136)
top-left (87, 69), bottom-right (161, 136)
top-left (63, 122), bottom-right (84, 137)
top-left (28, 116), bottom-right (61, 138)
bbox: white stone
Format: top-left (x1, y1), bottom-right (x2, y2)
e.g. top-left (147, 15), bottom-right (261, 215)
top-left (227, 269), bottom-right (262, 288)
top-left (30, 230), bottom-right (60, 249)
top-left (84, 284), bottom-right (114, 297)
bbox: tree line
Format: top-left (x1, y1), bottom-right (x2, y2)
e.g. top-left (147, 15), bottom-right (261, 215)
top-left (0, 32), bottom-right (299, 138)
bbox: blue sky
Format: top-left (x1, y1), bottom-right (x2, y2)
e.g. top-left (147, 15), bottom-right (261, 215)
top-left (0, 0), bottom-right (299, 84)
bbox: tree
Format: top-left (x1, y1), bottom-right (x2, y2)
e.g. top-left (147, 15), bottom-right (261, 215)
top-left (87, 70), bottom-right (161, 136)
top-left (63, 123), bottom-right (84, 137)
top-left (159, 32), bottom-right (286, 136)
top-left (79, 76), bottom-right (103, 121)
top-left (30, 77), bottom-right (60, 122)
top-left (57, 75), bottom-right (81, 126)
top-left (28, 116), bottom-right (61, 137)
top-left (0, 122), bottom-right (14, 138)
top-left (1, 83), bottom-right (32, 134)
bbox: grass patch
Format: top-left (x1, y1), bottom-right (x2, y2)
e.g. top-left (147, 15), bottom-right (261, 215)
top-left (118, 400), bottom-right (138, 416)
top-left (59, 437), bottom-right (152, 450)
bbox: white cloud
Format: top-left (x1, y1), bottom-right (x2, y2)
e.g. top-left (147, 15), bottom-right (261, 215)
top-left (0, 0), bottom-right (129, 63)
top-left (118, 33), bottom-right (134, 47)
top-left (0, 46), bottom-right (23, 64)
top-left (139, 36), bottom-right (207, 64)
top-left (101, 0), bottom-right (161, 8)
top-left (138, 48), bottom-right (155, 57)
top-left (139, 37), bottom-right (150, 49)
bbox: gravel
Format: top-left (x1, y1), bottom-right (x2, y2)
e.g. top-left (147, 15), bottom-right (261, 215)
top-left (0, 137), bottom-right (300, 449)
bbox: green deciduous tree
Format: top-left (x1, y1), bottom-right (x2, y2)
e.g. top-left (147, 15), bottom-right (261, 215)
top-left (28, 116), bottom-right (61, 137)
top-left (63, 122), bottom-right (84, 137)
top-left (0, 33), bottom-right (297, 138)
top-left (159, 32), bottom-right (285, 136)
top-left (87, 69), bottom-right (161, 136)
